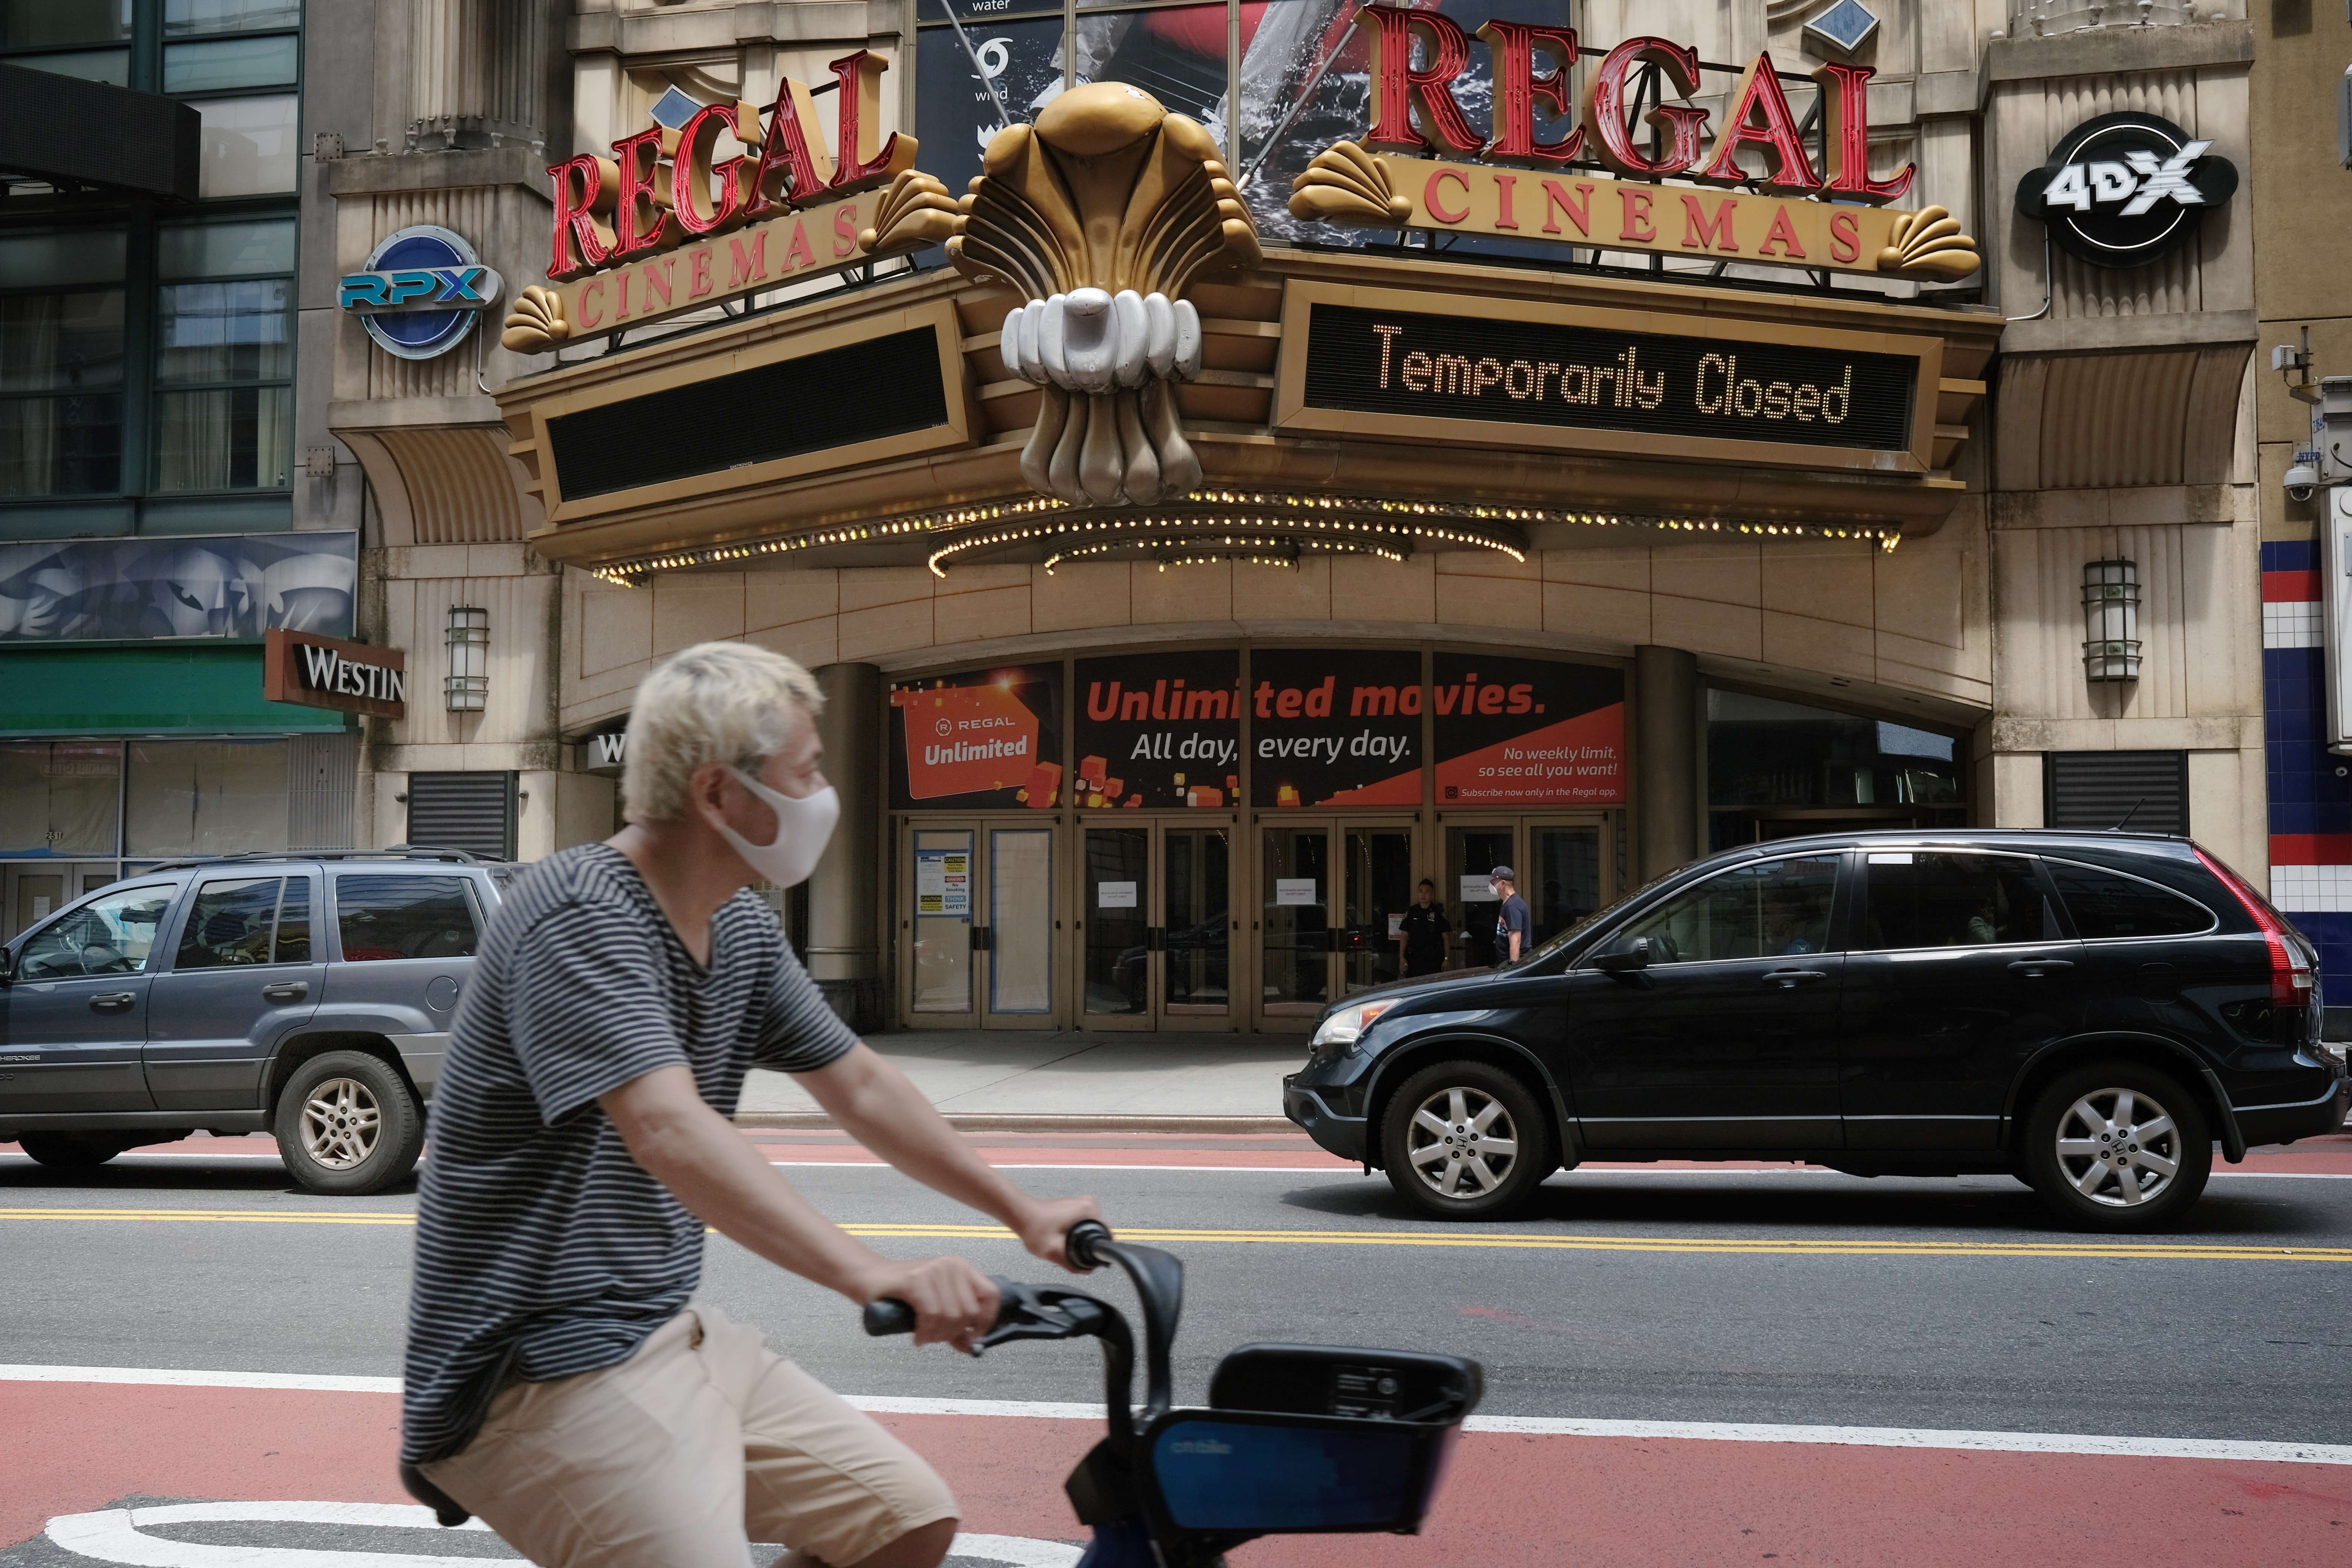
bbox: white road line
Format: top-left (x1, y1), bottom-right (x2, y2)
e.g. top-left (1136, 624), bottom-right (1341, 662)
top-left (8, 1153), bottom-right (2346, 1179)
top-left (5, 1366), bottom-right (2347, 1467)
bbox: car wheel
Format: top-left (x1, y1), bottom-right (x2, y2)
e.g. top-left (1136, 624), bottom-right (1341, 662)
top-left (16, 1133), bottom-right (130, 1169)
top-left (274, 1050), bottom-right (423, 1196)
top-left (1380, 1061), bottom-right (1553, 1220)
top-left (2021, 1060), bottom-right (2211, 1232)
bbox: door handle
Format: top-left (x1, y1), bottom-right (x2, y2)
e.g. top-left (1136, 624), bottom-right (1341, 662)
top-left (2007, 959), bottom-right (2075, 975)
top-left (87, 992), bottom-right (135, 1011)
top-left (1761, 969), bottom-right (1828, 988)
top-left (261, 981), bottom-right (309, 1002)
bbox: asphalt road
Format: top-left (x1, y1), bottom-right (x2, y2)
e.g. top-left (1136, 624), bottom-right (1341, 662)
top-left (5, 1142), bottom-right (2350, 1446)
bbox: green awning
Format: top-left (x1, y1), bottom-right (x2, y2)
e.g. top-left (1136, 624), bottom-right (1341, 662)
top-left (0, 644), bottom-right (349, 735)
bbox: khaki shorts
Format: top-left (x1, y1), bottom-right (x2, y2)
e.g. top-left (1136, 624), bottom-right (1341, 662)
top-left (422, 1306), bottom-right (958, 1568)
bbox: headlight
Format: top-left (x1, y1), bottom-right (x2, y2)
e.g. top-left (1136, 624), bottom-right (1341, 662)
top-left (1310, 999), bottom-right (1397, 1058)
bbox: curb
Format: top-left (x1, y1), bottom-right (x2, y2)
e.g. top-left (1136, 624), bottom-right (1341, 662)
top-left (735, 1112), bottom-right (1298, 1135)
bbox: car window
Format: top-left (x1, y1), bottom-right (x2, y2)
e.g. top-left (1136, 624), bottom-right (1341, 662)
top-left (334, 874), bottom-right (479, 962)
top-left (1614, 856), bottom-right (1840, 965)
top-left (2046, 860), bottom-right (2213, 940)
top-left (1862, 851), bottom-right (2058, 951)
top-left (16, 885), bottom-right (177, 980)
top-left (175, 877), bottom-right (283, 969)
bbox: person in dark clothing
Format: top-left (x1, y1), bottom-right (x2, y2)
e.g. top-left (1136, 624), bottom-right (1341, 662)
top-left (1490, 866), bottom-right (1532, 964)
top-left (1395, 878), bottom-right (1451, 977)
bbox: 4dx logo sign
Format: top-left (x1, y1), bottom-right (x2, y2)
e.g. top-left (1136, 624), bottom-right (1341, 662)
top-left (2015, 112), bottom-right (2237, 270)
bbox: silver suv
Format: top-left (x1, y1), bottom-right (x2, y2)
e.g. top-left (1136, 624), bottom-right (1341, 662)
top-left (0, 849), bottom-right (508, 1194)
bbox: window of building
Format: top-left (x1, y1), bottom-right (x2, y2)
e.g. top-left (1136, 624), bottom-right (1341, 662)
top-left (154, 216), bottom-right (294, 491)
top-left (124, 738), bottom-right (291, 856)
top-left (332, 874), bottom-right (480, 963)
top-left (0, 741), bottom-right (122, 855)
top-left (0, 1), bottom-right (300, 522)
top-left (1707, 688), bottom-right (1968, 850)
top-left (0, 229), bottom-right (128, 497)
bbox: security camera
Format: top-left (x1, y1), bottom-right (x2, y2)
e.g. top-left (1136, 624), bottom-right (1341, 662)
top-left (2286, 458), bottom-right (2321, 501)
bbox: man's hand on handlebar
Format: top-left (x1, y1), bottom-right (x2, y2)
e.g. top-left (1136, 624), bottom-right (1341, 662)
top-left (1015, 1195), bottom-right (1106, 1273)
top-left (856, 1256), bottom-right (1000, 1354)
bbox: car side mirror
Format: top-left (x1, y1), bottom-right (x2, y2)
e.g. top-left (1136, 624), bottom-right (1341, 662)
top-left (1592, 935), bottom-right (1650, 974)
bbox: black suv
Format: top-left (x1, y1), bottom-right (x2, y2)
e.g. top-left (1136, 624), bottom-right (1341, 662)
top-left (1284, 832), bottom-right (2350, 1231)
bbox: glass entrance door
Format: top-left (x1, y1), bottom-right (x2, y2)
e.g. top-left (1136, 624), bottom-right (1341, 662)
top-left (1341, 824), bottom-right (1415, 995)
top-left (1260, 822), bottom-right (1332, 1020)
top-left (1444, 823), bottom-right (1517, 970)
top-left (901, 822), bottom-right (1057, 1029)
top-left (1082, 822), bottom-right (1234, 1030)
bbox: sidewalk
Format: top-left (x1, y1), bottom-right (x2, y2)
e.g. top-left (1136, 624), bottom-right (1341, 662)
top-left (736, 1030), bottom-right (1304, 1130)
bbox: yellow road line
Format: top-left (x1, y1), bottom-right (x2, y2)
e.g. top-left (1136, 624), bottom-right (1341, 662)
top-left (4, 1208), bottom-right (2347, 1262)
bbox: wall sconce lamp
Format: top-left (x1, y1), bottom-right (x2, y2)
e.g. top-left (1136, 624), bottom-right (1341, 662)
top-left (446, 605), bottom-right (489, 710)
top-left (2081, 559), bottom-right (2141, 683)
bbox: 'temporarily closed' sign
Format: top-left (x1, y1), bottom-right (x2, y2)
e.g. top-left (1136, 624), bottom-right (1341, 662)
top-left (1301, 302), bottom-right (1917, 455)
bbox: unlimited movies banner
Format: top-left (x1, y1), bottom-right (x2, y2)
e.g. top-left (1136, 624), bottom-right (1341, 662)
top-left (1432, 652), bottom-right (1624, 806)
top-left (1074, 650), bottom-right (1241, 808)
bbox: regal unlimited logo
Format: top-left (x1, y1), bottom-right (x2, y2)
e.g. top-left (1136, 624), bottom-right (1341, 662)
top-left (893, 678), bottom-right (1057, 806)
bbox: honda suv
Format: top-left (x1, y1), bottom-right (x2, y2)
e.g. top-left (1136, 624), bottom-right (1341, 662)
top-left (1284, 831), bottom-right (2349, 1231)
top-left (0, 849), bottom-right (507, 1194)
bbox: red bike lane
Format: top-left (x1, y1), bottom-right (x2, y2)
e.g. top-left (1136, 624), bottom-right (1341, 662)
top-left (5, 1375), bottom-right (2347, 1565)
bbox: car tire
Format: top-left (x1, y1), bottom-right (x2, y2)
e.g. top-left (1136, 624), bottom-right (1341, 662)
top-left (17, 1133), bottom-right (131, 1169)
top-left (2021, 1059), bottom-right (2211, 1233)
top-left (1380, 1060), bottom-right (1553, 1220)
top-left (274, 1050), bottom-right (423, 1196)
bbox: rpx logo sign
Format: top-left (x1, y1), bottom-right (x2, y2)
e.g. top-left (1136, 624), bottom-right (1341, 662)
top-left (2015, 111), bottom-right (2237, 271)
top-left (338, 265), bottom-right (502, 313)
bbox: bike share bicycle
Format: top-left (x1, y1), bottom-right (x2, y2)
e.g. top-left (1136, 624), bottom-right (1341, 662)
top-left (863, 1220), bottom-right (1484, 1568)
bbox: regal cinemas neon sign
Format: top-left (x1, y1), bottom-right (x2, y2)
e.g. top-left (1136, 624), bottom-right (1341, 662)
top-left (539, 51), bottom-right (915, 333)
top-left (1291, 16), bottom-right (1979, 281)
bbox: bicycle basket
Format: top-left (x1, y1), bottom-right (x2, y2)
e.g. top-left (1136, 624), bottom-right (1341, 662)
top-left (1139, 1408), bottom-right (1461, 1537)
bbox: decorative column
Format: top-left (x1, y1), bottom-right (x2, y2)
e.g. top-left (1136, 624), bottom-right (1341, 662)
top-left (808, 662), bottom-right (883, 1031)
top-left (1635, 645), bottom-right (1700, 881)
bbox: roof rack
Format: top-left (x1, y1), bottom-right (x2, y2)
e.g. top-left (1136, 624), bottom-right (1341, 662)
top-left (143, 845), bottom-right (484, 873)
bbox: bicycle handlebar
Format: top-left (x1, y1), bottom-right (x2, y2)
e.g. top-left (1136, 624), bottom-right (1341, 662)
top-left (860, 1220), bottom-right (1115, 1337)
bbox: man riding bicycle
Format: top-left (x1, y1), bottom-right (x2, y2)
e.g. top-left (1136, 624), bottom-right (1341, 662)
top-left (401, 642), bottom-right (1100, 1568)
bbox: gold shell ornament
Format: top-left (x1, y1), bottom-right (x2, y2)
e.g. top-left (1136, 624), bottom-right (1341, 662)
top-left (499, 285), bottom-right (571, 353)
top-left (1286, 141), bottom-right (1411, 227)
top-left (859, 169), bottom-right (962, 257)
top-left (945, 83), bottom-right (1263, 508)
top-left (1877, 205), bottom-right (1981, 281)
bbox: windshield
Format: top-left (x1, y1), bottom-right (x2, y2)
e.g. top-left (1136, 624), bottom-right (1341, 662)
top-left (1502, 862), bottom-right (1693, 971)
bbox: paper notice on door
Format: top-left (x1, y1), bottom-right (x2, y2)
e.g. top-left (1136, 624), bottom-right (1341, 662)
top-left (30, 896), bottom-right (51, 920)
top-left (1387, 913), bottom-right (1404, 937)
top-left (1098, 880), bottom-right (1138, 908)
top-left (1274, 878), bottom-right (1318, 907)
top-left (1460, 875), bottom-right (1496, 903)
top-left (916, 850), bottom-right (971, 917)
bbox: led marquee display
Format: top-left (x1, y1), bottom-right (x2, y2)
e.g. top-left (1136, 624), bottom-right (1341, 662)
top-left (1299, 302), bottom-right (1919, 455)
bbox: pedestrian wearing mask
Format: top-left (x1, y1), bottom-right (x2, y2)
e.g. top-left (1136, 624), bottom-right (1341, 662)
top-left (401, 641), bottom-right (1101, 1568)
top-left (1395, 877), bottom-right (1451, 977)
top-left (1490, 866), bottom-right (1531, 965)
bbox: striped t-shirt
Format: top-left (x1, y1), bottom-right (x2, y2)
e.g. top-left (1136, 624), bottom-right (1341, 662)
top-left (400, 841), bottom-right (857, 1465)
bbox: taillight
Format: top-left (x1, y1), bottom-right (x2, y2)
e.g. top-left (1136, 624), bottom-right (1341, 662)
top-left (2196, 846), bottom-right (2314, 1006)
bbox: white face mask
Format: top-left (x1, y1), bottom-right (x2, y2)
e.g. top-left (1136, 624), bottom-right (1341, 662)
top-left (712, 767), bottom-right (839, 889)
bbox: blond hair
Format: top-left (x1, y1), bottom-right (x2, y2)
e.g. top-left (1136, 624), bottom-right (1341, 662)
top-left (621, 642), bottom-right (824, 822)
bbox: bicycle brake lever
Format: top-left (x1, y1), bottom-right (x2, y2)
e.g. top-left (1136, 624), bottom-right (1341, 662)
top-left (977, 1285), bottom-right (1114, 1351)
